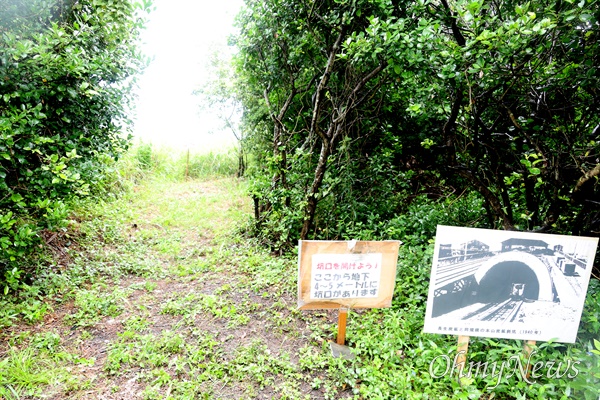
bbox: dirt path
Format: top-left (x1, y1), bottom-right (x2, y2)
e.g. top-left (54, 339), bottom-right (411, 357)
top-left (1, 178), bottom-right (346, 400)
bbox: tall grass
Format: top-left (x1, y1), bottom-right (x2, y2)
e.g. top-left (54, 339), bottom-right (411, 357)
top-left (118, 142), bottom-right (240, 182)
top-left (0, 141), bottom-right (240, 324)
top-left (0, 347), bottom-right (82, 399)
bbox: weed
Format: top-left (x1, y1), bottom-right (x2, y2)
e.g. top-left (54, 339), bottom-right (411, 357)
top-left (124, 315), bottom-right (150, 332)
top-left (65, 285), bottom-right (131, 327)
top-left (226, 313), bottom-right (250, 328)
top-left (169, 259), bottom-right (213, 277)
top-left (31, 331), bottom-right (61, 353)
top-left (0, 347), bottom-right (81, 399)
top-left (80, 330), bottom-right (92, 340)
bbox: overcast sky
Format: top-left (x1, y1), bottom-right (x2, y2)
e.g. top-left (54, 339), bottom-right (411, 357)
top-left (130, 0), bottom-right (243, 151)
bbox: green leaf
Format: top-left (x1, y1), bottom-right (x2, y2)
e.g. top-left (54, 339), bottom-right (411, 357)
top-left (10, 193), bottom-right (23, 202)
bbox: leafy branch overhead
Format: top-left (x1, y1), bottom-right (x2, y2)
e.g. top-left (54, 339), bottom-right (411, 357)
top-left (233, 0), bottom-right (599, 259)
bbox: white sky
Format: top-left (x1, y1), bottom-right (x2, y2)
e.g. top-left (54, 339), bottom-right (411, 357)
top-left (130, 0), bottom-right (243, 152)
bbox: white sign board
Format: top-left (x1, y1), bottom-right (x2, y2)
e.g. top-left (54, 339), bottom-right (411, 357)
top-left (309, 253), bottom-right (383, 300)
top-left (423, 225), bottom-right (599, 343)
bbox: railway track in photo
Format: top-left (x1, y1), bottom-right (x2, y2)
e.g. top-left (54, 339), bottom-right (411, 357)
top-left (462, 298), bottom-right (524, 323)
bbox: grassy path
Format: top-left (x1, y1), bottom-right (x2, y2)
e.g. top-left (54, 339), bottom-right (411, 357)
top-left (0, 178), bottom-right (345, 400)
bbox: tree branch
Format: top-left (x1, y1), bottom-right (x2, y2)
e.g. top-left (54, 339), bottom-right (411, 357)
top-left (333, 62), bottom-right (386, 125)
top-left (439, 0), bottom-right (466, 46)
top-left (310, 28), bottom-right (345, 141)
top-left (574, 163), bottom-right (600, 194)
top-left (454, 167), bottom-right (514, 230)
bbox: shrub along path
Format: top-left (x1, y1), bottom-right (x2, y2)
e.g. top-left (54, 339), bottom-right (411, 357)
top-left (0, 178), bottom-right (349, 399)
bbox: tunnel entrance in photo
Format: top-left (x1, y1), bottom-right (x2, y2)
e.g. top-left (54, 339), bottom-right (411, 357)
top-left (477, 261), bottom-right (540, 303)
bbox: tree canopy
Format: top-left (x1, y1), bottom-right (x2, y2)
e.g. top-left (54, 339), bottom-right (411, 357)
top-left (233, 0), bottom-right (599, 264)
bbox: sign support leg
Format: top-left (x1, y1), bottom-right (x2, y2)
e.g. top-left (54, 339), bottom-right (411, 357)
top-left (523, 340), bottom-right (536, 379)
top-left (337, 307), bottom-right (348, 345)
top-left (185, 148), bottom-right (190, 179)
top-left (457, 335), bottom-right (470, 376)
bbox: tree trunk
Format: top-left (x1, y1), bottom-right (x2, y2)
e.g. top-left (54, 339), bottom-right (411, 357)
top-left (456, 168), bottom-right (514, 230)
top-left (236, 146), bottom-right (245, 178)
top-left (300, 139), bottom-right (330, 240)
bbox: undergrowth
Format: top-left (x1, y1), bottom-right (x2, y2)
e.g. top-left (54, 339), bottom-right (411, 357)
top-left (0, 144), bottom-right (598, 399)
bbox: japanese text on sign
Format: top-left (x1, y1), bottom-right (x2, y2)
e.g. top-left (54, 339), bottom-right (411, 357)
top-left (310, 253), bottom-right (382, 300)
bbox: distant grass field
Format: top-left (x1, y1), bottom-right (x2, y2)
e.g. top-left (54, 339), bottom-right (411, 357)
top-left (124, 142), bottom-right (240, 181)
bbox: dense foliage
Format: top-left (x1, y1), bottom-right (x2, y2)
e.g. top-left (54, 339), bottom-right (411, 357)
top-left (231, 0), bottom-right (600, 397)
top-left (0, 0), bottom-right (150, 291)
top-left (233, 0), bottom-right (600, 261)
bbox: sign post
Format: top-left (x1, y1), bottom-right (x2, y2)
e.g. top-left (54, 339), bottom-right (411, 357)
top-left (523, 340), bottom-right (536, 379)
top-left (457, 335), bottom-right (470, 368)
top-left (337, 307), bottom-right (349, 345)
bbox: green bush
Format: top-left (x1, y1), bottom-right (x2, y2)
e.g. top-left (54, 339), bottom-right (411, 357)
top-left (136, 143), bottom-right (154, 171)
top-left (0, 0), bottom-right (151, 291)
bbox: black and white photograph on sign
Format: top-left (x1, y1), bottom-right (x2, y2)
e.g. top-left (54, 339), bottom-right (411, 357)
top-left (423, 225), bottom-right (599, 343)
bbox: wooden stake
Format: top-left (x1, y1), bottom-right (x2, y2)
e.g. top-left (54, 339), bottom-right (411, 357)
top-left (523, 340), bottom-right (536, 379)
top-left (185, 148), bottom-right (190, 179)
top-left (457, 335), bottom-right (470, 370)
top-left (336, 308), bottom-right (348, 345)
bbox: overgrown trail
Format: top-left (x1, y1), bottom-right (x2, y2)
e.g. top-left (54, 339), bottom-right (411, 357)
top-left (0, 178), bottom-right (344, 399)
top-left (4, 177), bottom-right (600, 400)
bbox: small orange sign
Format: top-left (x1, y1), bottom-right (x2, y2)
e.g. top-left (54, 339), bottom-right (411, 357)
top-left (297, 240), bottom-right (401, 310)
